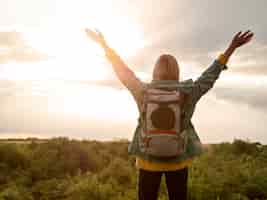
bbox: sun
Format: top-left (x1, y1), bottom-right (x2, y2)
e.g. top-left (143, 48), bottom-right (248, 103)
top-left (14, 0), bottom-right (146, 82)
top-left (21, 19), bottom-right (145, 82)
top-left (1, 1), bottom-right (146, 121)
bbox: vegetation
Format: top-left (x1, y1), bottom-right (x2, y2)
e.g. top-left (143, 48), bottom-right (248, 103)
top-left (0, 138), bottom-right (266, 200)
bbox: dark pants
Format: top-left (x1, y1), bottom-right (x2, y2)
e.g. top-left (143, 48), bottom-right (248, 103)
top-left (138, 167), bottom-right (188, 200)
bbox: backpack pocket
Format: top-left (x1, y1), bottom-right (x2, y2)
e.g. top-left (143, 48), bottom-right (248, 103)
top-left (141, 133), bottom-right (187, 157)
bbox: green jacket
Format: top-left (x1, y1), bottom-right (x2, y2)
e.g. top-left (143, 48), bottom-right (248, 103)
top-left (128, 60), bottom-right (227, 163)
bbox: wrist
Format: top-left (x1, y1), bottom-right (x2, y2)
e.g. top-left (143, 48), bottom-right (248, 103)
top-left (225, 45), bottom-right (236, 56)
top-left (229, 43), bottom-right (237, 51)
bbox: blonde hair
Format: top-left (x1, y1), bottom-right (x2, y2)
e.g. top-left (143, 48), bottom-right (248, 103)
top-left (153, 54), bottom-right (180, 81)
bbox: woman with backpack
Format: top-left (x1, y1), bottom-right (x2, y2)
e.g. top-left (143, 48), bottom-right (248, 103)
top-left (85, 29), bottom-right (253, 200)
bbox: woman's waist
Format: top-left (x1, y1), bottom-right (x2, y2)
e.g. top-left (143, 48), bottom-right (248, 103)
top-left (135, 157), bottom-right (193, 171)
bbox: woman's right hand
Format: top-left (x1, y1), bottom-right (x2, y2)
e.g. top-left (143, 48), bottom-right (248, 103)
top-left (85, 28), bottom-right (107, 47)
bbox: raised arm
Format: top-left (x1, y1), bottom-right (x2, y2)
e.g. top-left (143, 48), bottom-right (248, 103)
top-left (85, 29), bottom-right (142, 92)
top-left (193, 30), bottom-right (254, 101)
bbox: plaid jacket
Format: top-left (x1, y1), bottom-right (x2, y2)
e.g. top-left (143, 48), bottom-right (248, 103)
top-left (105, 48), bottom-right (227, 163)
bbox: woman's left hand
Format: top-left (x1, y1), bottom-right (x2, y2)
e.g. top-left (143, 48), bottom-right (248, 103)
top-left (230, 30), bottom-right (254, 49)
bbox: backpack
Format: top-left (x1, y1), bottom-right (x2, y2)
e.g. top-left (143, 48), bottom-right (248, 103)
top-left (139, 85), bottom-right (188, 158)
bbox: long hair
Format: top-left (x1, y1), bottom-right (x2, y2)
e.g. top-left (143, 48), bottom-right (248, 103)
top-left (152, 54), bottom-right (180, 81)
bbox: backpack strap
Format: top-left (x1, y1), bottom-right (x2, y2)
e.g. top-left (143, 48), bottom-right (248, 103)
top-left (139, 84), bottom-right (149, 126)
top-left (149, 79), bottom-right (194, 94)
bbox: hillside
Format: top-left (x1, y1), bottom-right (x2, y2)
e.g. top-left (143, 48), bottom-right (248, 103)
top-left (0, 138), bottom-right (266, 200)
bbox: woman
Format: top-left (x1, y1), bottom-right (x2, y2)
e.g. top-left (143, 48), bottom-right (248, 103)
top-left (85, 29), bottom-right (253, 200)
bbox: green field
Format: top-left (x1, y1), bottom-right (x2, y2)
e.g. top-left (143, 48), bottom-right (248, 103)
top-left (0, 138), bottom-right (266, 200)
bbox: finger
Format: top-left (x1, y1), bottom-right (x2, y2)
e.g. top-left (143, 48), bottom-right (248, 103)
top-left (85, 31), bottom-right (98, 41)
top-left (239, 33), bottom-right (253, 46)
top-left (86, 28), bottom-right (97, 33)
top-left (85, 28), bottom-right (93, 34)
top-left (242, 30), bottom-right (251, 36)
top-left (85, 28), bottom-right (91, 35)
top-left (243, 33), bottom-right (253, 43)
top-left (234, 31), bottom-right (242, 39)
top-left (244, 33), bottom-right (254, 42)
top-left (244, 31), bottom-right (253, 39)
top-left (95, 29), bottom-right (104, 38)
top-left (245, 32), bottom-right (254, 39)
top-left (236, 31), bottom-right (242, 36)
top-left (240, 30), bottom-right (251, 39)
top-left (245, 37), bottom-right (252, 43)
top-left (85, 29), bottom-right (96, 37)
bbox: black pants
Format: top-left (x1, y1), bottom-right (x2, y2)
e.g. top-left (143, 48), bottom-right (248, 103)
top-left (138, 167), bottom-right (188, 200)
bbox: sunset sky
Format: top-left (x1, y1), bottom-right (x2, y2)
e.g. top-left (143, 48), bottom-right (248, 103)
top-left (0, 0), bottom-right (267, 143)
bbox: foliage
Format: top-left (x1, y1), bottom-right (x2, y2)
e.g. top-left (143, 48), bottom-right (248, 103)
top-left (0, 138), bottom-right (266, 200)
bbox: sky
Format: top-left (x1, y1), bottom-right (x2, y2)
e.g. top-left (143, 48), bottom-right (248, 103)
top-left (0, 0), bottom-right (267, 143)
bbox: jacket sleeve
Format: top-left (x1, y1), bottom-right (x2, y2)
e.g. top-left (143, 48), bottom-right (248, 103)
top-left (192, 60), bottom-right (228, 102)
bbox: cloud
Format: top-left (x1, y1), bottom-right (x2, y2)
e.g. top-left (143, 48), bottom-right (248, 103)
top-left (128, 0), bottom-right (267, 76)
top-left (193, 93), bottom-right (267, 144)
top-left (0, 0), bottom-right (266, 143)
top-left (226, 44), bottom-right (267, 76)
top-left (0, 31), bottom-right (47, 63)
top-left (0, 31), bottom-right (24, 46)
top-left (0, 80), bottom-right (139, 139)
top-left (0, 78), bottom-right (266, 143)
top-left (213, 86), bottom-right (267, 110)
top-left (231, 66), bottom-right (267, 76)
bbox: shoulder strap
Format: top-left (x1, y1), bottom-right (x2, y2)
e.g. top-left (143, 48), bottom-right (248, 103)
top-left (149, 79), bottom-right (194, 94)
